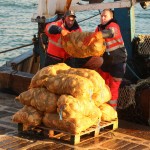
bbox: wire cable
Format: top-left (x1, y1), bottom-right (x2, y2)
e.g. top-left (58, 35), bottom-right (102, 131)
top-left (0, 43), bottom-right (33, 54)
top-left (78, 12), bottom-right (100, 24)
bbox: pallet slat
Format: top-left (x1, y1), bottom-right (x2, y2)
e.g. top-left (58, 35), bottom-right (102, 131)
top-left (18, 119), bottom-right (118, 145)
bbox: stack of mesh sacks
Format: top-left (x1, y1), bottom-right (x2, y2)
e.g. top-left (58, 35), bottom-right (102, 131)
top-left (12, 63), bottom-right (117, 134)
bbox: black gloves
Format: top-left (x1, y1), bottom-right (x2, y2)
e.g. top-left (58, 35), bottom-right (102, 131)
top-left (102, 29), bottom-right (114, 38)
top-left (49, 25), bottom-right (62, 34)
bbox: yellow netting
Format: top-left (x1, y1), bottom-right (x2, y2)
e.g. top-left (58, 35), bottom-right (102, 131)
top-left (44, 73), bottom-right (94, 99)
top-left (99, 103), bottom-right (118, 121)
top-left (57, 94), bottom-right (102, 119)
top-left (66, 68), bottom-right (105, 93)
top-left (61, 31), bottom-right (106, 58)
top-left (16, 88), bottom-right (59, 113)
top-left (12, 105), bottom-right (43, 126)
top-left (13, 63), bottom-right (117, 133)
top-left (43, 113), bottom-right (100, 134)
top-left (29, 63), bottom-right (70, 88)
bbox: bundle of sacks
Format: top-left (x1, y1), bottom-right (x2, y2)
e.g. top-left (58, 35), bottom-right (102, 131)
top-left (12, 63), bottom-right (117, 134)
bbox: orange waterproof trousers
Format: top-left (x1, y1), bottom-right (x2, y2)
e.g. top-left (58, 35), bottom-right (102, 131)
top-left (97, 68), bottom-right (121, 109)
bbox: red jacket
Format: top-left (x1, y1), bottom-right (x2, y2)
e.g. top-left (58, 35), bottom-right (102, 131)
top-left (45, 19), bottom-right (82, 59)
top-left (95, 22), bottom-right (124, 52)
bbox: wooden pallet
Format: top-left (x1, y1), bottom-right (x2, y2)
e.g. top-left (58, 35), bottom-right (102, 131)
top-left (18, 119), bottom-right (118, 145)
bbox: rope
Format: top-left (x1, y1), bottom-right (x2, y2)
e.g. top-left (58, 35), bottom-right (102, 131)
top-left (126, 63), bottom-right (141, 80)
top-left (78, 12), bottom-right (100, 24)
top-left (0, 43), bottom-right (33, 54)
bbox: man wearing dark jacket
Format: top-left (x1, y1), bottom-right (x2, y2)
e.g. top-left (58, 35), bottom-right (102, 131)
top-left (97, 9), bottom-right (127, 110)
top-left (84, 9), bottom-right (127, 110)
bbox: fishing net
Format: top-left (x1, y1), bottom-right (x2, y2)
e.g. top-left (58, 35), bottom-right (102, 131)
top-left (118, 78), bottom-right (150, 109)
top-left (117, 77), bottom-right (150, 125)
top-left (134, 34), bottom-right (150, 56)
top-left (117, 85), bottom-right (136, 109)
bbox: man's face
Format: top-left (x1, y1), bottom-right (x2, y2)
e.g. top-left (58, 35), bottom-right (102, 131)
top-left (65, 16), bottom-right (75, 28)
top-left (101, 11), bottom-right (113, 25)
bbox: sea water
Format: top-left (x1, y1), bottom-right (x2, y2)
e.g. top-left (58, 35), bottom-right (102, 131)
top-left (0, 0), bottom-right (150, 66)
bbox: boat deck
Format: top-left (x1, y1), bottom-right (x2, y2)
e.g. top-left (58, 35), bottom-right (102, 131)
top-left (0, 91), bottom-right (150, 150)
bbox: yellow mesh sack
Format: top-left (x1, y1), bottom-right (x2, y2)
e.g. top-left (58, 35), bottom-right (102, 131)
top-left (12, 105), bottom-right (43, 126)
top-left (57, 94), bottom-right (102, 119)
top-left (16, 88), bottom-right (59, 113)
top-left (99, 103), bottom-right (118, 121)
top-left (92, 85), bottom-right (111, 107)
top-left (66, 68), bottom-right (105, 93)
top-left (61, 31), bottom-right (106, 58)
top-left (43, 113), bottom-right (100, 134)
top-left (29, 63), bottom-right (70, 88)
top-left (44, 73), bottom-right (93, 99)
top-left (30, 88), bottom-right (59, 113)
top-left (15, 88), bottom-right (35, 106)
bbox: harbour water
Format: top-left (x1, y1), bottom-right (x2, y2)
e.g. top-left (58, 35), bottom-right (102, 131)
top-left (0, 0), bottom-right (150, 66)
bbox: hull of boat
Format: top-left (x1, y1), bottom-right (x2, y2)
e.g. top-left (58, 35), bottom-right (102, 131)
top-left (0, 51), bottom-right (40, 94)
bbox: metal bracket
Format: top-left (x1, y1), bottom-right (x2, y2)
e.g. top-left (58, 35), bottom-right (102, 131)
top-left (31, 14), bottom-right (58, 23)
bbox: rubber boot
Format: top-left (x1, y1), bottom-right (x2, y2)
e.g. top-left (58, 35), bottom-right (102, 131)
top-left (97, 68), bottom-right (121, 110)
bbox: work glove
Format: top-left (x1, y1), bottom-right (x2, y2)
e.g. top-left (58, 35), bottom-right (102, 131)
top-left (49, 25), bottom-right (62, 34)
top-left (61, 29), bottom-right (70, 36)
top-left (102, 29), bottom-right (114, 38)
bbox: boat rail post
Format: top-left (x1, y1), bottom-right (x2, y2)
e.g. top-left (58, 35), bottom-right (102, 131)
top-left (114, 0), bottom-right (135, 60)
